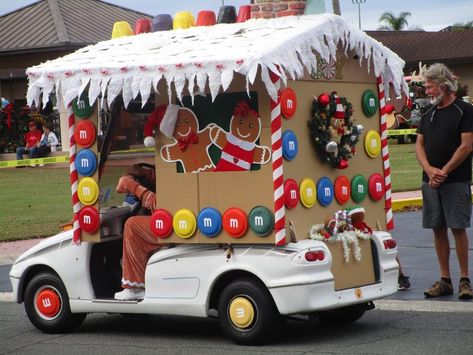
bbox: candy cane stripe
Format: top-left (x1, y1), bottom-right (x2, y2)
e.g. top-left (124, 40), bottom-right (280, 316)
top-left (270, 69), bottom-right (285, 245)
top-left (68, 106), bottom-right (81, 243)
top-left (377, 76), bottom-right (394, 230)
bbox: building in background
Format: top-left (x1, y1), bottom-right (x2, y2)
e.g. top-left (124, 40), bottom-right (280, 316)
top-left (0, 0), bottom-right (150, 149)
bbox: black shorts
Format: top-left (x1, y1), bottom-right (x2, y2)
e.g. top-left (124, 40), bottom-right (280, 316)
top-left (422, 181), bottom-right (472, 229)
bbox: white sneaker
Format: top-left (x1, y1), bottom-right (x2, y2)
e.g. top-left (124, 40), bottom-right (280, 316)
top-left (114, 288), bottom-right (145, 300)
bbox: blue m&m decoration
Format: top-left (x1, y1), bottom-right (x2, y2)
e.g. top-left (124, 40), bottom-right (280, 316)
top-left (317, 177), bottom-right (334, 206)
top-left (197, 207), bottom-right (222, 237)
top-left (76, 149), bottom-right (97, 176)
top-left (282, 130), bottom-right (298, 160)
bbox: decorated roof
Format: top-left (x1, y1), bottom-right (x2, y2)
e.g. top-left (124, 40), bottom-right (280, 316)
top-left (26, 14), bottom-right (408, 109)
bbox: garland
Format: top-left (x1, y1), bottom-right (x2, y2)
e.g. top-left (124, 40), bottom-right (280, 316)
top-left (308, 223), bottom-right (371, 263)
top-left (308, 92), bottom-right (363, 169)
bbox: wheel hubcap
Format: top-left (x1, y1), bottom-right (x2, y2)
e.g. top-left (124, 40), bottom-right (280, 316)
top-left (35, 286), bottom-right (62, 319)
top-left (228, 296), bottom-right (255, 329)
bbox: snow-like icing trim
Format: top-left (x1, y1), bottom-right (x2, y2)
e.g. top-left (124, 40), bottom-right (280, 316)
top-left (26, 14), bottom-right (408, 109)
top-left (121, 278), bottom-right (145, 288)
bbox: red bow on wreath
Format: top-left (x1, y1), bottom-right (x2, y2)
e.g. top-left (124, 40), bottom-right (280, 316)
top-left (177, 131), bottom-right (198, 151)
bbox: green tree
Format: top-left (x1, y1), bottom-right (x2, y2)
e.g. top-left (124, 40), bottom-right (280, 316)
top-left (451, 21), bottom-right (473, 31)
top-left (378, 11), bottom-right (411, 31)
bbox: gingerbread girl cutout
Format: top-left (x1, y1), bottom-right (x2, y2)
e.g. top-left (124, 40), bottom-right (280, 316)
top-left (210, 101), bottom-right (271, 172)
top-left (160, 107), bottom-right (214, 173)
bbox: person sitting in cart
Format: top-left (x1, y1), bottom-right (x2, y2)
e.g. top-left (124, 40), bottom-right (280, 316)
top-left (113, 172), bottom-right (159, 300)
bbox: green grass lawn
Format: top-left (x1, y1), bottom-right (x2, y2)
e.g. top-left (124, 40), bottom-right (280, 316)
top-left (388, 142), bottom-right (423, 192)
top-left (0, 166), bottom-right (125, 241)
top-left (0, 144), bottom-right (422, 241)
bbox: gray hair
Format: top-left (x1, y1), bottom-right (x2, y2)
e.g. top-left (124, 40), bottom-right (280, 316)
top-left (423, 63), bottom-right (458, 92)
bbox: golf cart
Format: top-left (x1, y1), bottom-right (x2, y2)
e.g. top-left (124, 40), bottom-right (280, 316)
top-left (10, 14), bottom-right (405, 344)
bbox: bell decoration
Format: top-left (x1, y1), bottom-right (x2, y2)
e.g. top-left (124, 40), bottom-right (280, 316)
top-left (325, 141), bottom-right (338, 153)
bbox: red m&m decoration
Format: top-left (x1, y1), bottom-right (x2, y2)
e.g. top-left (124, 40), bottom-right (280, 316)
top-left (74, 120), bottom-right (96, 148)
top-left (35, 288), bottom-right (61, 318)
top-left (281, 88), bottom-right (297, 119)
top-left (368, 173), bottom-right (385, 201)
top-left (78, 206), bottom-right (100, 233)
top-left (284, 179), bottom-right (299, 209)
top-left (150, 209), bottom-right (173, 238)
top-left (334, 175), bottom-right (351, 205)
top-left (222, 207), bottom-right (248, 238)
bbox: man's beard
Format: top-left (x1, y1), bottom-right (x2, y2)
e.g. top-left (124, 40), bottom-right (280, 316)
top-left (430, 93), bottom-right (444, 106)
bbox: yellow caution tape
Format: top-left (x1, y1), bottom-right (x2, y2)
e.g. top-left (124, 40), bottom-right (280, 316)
top-left (0, 155), bottom-right (70, 168)
top-left (0, 147), bottom-right (156, 168)
top-left (110, 147), bottom-right (155, 154)
top-left (387, 129), bottom-right (417, 136)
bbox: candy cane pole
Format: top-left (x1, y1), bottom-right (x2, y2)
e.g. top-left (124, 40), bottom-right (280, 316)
top-left (269, 68), bottom-right (286, 246)
top-left (377, 76), bottom-right (394, 230)
top-left (68, 105), bottom-right (81, 243)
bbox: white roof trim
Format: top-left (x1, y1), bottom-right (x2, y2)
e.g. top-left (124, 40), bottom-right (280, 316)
top-left (25, 14), bottom-right (408, 108)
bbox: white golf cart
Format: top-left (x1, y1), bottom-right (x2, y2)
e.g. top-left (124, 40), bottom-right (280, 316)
top-left (10, 14), bottom-right (405, 345)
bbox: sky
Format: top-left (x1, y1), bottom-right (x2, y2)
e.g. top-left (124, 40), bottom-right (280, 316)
top-left (0, 0), bottom-right (472, 31)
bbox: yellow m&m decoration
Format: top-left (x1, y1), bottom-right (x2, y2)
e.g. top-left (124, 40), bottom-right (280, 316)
top-left (364, 130), bottom-right (381, 158)
top-left (78, 177), bottom-right (99, 205)
top-left (299, 178), bottom-right (317, 208)
top-left (173, 209), bottom-right (197, 239)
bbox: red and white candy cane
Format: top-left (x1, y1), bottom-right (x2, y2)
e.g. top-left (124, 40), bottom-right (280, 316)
top-left (269, 69), bottom-right (286, 246)
top-left (68, 105), bottom-right (81, 243)
top-left (376, 76), bottom-right (394, 230)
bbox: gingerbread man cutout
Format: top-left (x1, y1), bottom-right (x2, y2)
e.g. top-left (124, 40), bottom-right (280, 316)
top-left (210, 101), bottom-right (271, 172)
top-left (160, 108), bottom-right (214, 173)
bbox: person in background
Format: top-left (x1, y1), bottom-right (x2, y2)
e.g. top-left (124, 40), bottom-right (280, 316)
top-left (415, 63), bottom-right (473, 299)
top-left (397, 256), bottom-right (410, 291)
top-left (15, 121), bottom-right (42, 166)
top-left (30, 122), bottom-right (59, 164)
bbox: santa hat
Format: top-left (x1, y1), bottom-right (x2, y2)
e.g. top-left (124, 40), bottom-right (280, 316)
top-left (143, 104), bottom-right (180, 147)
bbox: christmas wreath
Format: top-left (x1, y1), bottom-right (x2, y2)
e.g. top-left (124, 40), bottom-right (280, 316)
top-left (308, 92), bottom-right (363, 169)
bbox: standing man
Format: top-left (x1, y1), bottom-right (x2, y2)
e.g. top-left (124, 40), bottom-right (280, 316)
top-left (416, 63), bottom-right (473, 299)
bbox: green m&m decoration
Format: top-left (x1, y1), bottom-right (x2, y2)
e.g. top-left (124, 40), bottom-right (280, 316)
top-left (72, 92), bottom-right (95, 119)
top-left (362, 89), bottom-right (378, 117)
top-left (249, 206), bottom-right (274, 237)
top-left (351, 175), bottom-right (368, 203)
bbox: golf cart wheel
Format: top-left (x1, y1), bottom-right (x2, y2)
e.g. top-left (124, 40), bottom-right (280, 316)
top-left (217, 278), bottom-right (284, 345)
top-left (317, 303), bottom-right (367, 326)
top-left (24, 272), bottom-right (86, 333)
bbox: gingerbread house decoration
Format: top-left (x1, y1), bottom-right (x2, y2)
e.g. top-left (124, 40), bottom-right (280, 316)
top-left (26, 14), bottom-right (407, 247)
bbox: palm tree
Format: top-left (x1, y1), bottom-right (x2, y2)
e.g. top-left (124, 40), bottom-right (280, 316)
top-left (332, 0), bottom-right (341, 15)
top-left (451, 21), bottom-right (473, 31)
top-left (377, 11), bottom-right (411, 31)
